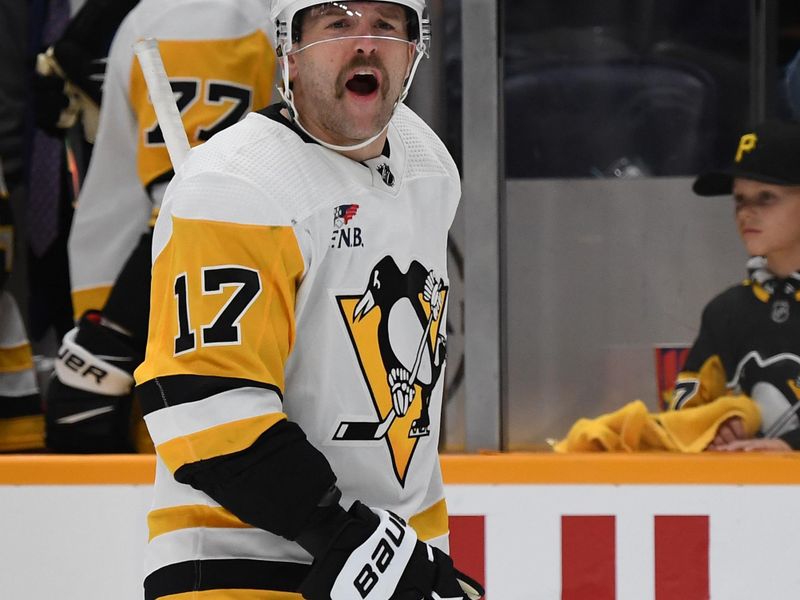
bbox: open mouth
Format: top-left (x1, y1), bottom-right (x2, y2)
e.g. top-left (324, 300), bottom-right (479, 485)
top-left (346, 72), bottom-right (379, 96)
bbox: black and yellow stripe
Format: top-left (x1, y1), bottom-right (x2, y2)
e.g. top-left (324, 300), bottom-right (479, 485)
top-left (0, 393), bottom-right (42, 419)
top-left (144, 559), bottom-right (308, 600)
top-left (137, 374), bottom-right (282, 417)
top-left (0, 342), bottom-right (34, 374)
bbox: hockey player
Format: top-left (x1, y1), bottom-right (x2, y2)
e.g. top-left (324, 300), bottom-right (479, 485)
top-left (671, 120), bottom-right (800, 452)
top-left (0, 163), bottom-right (44, 451)
top-left (134, 1), bottom-right (484, 598)
top-left (45, 0), bottom-right (277, 452)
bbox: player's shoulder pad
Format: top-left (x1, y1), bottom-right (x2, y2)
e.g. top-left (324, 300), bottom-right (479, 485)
top-left (126, 0), bottom-right (268, 41)
top-left (391, 104), bottom-right (460, 184)
top-left (116, 0), bottom-right (272, 86)
top-left (173, 113), bottom-right (364, 225)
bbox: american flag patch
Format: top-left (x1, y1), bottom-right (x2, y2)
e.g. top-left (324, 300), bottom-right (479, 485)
top-left (334, 204), bottom-right (359, 226)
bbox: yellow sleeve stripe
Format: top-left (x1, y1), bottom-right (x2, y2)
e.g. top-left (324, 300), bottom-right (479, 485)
top-left (135, 218), bottom-right (303, 390)
top-left (159, 591), bottom-right (302, 600)
top-left (408, 497), bottom-right (449, 542)
top-left (71, 286), bottom-right (113, 321)
top-left (156, 412), bottom-right (287, 473)
top-left (0, 415), bottom-right (44, 452)
top-left (148, 504), bottom-right (250, 542)
top-left (0, 343), bottom-right (34, 373)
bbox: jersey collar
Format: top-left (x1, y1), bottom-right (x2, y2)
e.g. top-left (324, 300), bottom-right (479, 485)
top-left (746, 256), bottom-right (800, 302)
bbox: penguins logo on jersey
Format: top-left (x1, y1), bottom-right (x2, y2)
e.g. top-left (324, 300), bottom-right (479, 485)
top-left (334, 256), bottom-right (448, 485)
top-left (732, 351), bottom-right (800, 436)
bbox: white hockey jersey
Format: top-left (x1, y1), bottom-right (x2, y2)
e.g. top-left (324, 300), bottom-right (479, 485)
top-left (0, 292), bottom-right (43, 451)
top-left (68, 0), bottom-right (276, 319)
top-left (134, 103), bottom-right (460, 595)
top-left (0, 171), bottom-right (43, 451)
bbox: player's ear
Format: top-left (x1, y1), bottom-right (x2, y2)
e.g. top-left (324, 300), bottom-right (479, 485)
top-left (287, 53), bottom-right (299, 80)
top-left (404, 43), bottom-right (415, 78)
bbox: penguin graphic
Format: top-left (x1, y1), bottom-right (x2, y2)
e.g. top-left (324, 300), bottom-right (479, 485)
top-left (334, 256), bottom-right (447, 441)
top-left (732, 351), bottom-right (800, 437)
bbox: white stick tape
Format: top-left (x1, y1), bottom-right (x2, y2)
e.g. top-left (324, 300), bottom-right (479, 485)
top-left (133, 37), bottom-right (191, 170)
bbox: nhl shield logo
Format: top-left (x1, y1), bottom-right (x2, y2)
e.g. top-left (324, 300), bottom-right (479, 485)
top-left (376, 163), bottom-right (395, 187)
top-left (772, 299), bottom-right (790, 323)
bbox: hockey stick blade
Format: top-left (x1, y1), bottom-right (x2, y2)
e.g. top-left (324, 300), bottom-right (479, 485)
top-left (333, 411), bottom-right (396, 441)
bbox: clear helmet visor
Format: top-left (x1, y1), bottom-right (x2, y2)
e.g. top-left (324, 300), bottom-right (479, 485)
top-left (292, 35), bottom-right (417, 104)
top-left (290, 34), bottom-right (416, 58)
top-left (286, 2), bottom-right (422, 55)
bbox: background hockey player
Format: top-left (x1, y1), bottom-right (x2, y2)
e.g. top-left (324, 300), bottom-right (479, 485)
top-left (45, 0), bottom-right (277, 452)
top-left (0, 2), bottom-right (45, 451)
top-left (672, 120), bottom-right (800, 453)
top-left (135, 0), bottom-right (484, 597)
top-left (0, 163), bottom-right (44, 451)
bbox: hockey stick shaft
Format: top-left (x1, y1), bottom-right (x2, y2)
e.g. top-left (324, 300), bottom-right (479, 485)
top-left (133, 38), bottom-right (191, 170)
top-left (409, 302), bottom-right (436, 384)
top-left (371, 309), bottom-right (435, 438)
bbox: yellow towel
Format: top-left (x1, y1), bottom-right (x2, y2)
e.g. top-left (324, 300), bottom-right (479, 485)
top-left (554, 396), bottom-right (761, 453)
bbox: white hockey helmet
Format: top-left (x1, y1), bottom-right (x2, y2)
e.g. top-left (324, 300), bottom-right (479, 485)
top-left (269, 0), bottom-right (431, 152)
top-left (269, 0), bottom-right (430, 56)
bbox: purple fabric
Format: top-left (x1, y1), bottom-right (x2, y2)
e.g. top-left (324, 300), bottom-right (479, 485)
top-left (27, 0), bottom-right (70, 257)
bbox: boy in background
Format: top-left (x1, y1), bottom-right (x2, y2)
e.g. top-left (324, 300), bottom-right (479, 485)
top-left (671, 121), bottom-right (800, 452)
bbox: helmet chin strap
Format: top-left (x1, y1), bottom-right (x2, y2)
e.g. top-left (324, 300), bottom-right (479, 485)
top-left (278, 40), bottom-right (426, 153)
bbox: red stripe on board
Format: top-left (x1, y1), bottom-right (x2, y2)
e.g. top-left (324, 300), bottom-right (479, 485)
top-left (655, 515), bottom-right (709, 600)
top-left (449, 516), bottom-right (486, 596)
top-left (561, 515), bottom-right (616, 600)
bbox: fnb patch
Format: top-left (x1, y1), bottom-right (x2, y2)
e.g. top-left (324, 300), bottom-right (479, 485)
top-left (331, 204), bottom-right (363, 249)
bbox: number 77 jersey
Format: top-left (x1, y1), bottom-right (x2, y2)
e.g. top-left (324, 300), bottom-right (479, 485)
top-left (67, 0), bottom-right (276, 320)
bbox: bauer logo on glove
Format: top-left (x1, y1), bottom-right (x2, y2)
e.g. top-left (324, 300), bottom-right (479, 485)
top-left (334, 510), bottom-right (416, 598)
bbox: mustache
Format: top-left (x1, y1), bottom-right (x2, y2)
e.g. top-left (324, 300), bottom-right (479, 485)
top-left (335, 55), bottom-right (390, 99)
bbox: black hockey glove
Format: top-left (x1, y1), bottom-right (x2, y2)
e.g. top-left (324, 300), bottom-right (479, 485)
top-left (45, 311), bottom-right (142, 452)
top-left (32, 70), bottom-right (71, 138)
top-left (299, 501), bottom-right (484, 600)
top-left (51, 37), bottom-right (106, 105)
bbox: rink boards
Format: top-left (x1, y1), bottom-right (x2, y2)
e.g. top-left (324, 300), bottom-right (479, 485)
top-left (1, 453), bottom-right (800, 599)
